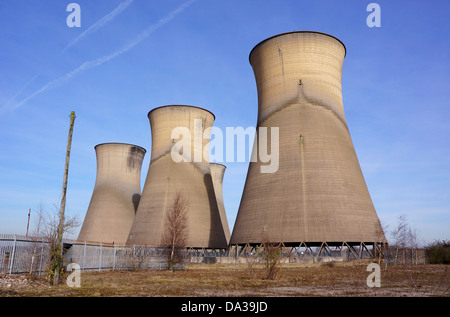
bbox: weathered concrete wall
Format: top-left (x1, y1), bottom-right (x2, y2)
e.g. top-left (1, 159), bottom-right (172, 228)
top-left (126, 105), bottom-right (228, 249)
top-left (78, 143), bottom-right (146, 244)
top-left (210, 163), bottom-right (230, 245)
top-left (230, 31), bottom-right (386, 246)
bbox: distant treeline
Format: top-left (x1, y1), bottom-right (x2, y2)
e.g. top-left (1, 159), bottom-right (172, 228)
top-left (425, 240), bottom-right (450, 264)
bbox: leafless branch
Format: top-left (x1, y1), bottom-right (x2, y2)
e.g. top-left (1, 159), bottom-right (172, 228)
top-left (160, 193), bottom-right (189, 271)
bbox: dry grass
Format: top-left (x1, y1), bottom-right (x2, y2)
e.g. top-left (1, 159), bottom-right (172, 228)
top-left (1, 261), bottom-right (448, 297)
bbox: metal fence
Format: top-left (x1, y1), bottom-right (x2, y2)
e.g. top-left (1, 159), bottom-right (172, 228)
top-left (0, 234), bottom-right (50, 275)
top-left (0, 234), bottom-right (184, 275)
top-left (67, 242), bottom-right (185, 271)
top-left (384, 247), bottom-right (427, 265)
top-left (1, 233), bottom-right (428, 275)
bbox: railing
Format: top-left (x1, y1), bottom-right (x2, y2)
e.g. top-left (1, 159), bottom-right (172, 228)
top-left (0, 234), bottom-right (50, 275)
top-left (0, 234), bottom-right (184, 274)
top-left (67, 242), bottom-right (184, 271)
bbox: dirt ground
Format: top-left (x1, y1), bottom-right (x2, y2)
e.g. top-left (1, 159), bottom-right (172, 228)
top-left (1, 261), bottom-right (448, 297)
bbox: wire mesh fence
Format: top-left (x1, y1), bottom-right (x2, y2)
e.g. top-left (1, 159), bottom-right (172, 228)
top-left (67, 242), bottom-right (185, 271)
top-left (383, 247), bottom-right (427, 265)
top-left (0, 234), bottom-right (50, 275)
top-left (0, 234), bottom-right (185, 274)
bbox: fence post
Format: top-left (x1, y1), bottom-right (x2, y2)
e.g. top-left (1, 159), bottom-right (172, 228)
top-left (9, 234), bottom-right (17, 274)
top-left (38, 237), bottom-right (44, 276)
top-left (99, 242), bottom-right (102, 271)
top-left (83, 241), bottom-right (86, 271)
top-left (113, 243), bottom-right (116, 271)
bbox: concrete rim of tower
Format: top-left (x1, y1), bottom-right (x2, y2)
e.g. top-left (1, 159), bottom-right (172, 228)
top-left (94, 142), bottom-right (146, 153)
top-left (249, 31), bottom-right (347, 65)
top-left (210, 162), bottom-right (227, 169)
top-left (147, 105), bottom-right (216, 120)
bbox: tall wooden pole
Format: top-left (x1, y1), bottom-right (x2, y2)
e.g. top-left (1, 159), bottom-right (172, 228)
top-left (26, 208), bottom-right (31, 236)
top-left (53, 111), bottom-right (76, 285)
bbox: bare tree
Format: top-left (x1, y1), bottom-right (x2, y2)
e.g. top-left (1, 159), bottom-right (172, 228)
top-left (161, 194), bottom-right (188, 271)
top-left (407, 226), bottom-right (420, 265)
top-left (389, 214), bottom-right (422, 265)
top-left (126, 245), bottom-right (149, 271)
top-left (259, 240), bottom-right (284, 280)
top-left (242, 240), bottom-right (285, 280)
top-left (43, 204), bottom-right (80, 284)
top-left (391, 214), bottom-right (409, 264)
top-left (243, 245), bottom-right (262, 279)
top-left (253, 226), bottom-right (286, 280)
top-left (28, 202), bottom-right (46, 275)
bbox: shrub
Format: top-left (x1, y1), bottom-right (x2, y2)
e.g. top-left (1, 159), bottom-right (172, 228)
top-left (425, 240), bottom-right (450, 264)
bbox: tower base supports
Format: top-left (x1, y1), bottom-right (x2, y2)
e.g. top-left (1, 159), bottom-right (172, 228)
top-left (230, 241), bottom-right (388, 261)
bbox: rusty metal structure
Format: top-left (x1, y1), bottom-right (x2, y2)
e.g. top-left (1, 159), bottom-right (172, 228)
top-left (230, 31), bottom-right (386, 255)
top-left (78, 143), bottom-right (146, 244)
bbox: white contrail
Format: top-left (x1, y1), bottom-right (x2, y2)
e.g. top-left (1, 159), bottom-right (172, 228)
top-left (1, 0), bottom-right (134, 114)
top-left (0, 73), bottom-right (40, 113)
top-left (1, 0), bottom-right (196, 113)
top-left (61, 0), bottom-right (134, 53)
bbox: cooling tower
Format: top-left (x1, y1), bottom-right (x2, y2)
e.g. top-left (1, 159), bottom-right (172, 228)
top-left (78, 143), bottom-right (146, 244)
top-left (126, 105), bottom-right (228, 249)
top-left (210, 163), bottom-right (230, 245)
top-left (230, 31), bottom-right (386, 247)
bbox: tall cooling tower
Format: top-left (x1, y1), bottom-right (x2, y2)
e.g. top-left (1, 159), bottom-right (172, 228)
top-left (78, 143), bottom-right (146, 244)
top-left (210, 163), bottom-right (230, 245)
top-left (126, 105), bottom-right (228, 249)
top-left (230, 31), bottom-right (386, 247)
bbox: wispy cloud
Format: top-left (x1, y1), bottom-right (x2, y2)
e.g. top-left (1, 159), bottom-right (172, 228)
top-left (1, 73), bottom-right (41, 113)
top-left (61, 0), bottom-right (134, 53)
top-left (1, 0), bottom-right (196, 114)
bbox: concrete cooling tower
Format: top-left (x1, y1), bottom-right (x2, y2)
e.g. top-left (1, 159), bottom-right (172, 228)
top-left (126, 105), bottom-right (228, 249)
top-left (78, 143), bottom-right (146, 244)
top-left (210, 163), bottom-right (230, 245)
top-left (230, 31), bottom-right (386, 248)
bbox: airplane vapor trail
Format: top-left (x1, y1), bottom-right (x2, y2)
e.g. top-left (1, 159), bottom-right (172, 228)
top-left (62, 0), bottom-right (134, 53)
top-left (1, 0), bottom-right (196, 113)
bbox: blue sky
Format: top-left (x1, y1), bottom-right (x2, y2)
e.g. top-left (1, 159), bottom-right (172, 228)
top-left (0, 0), bottom-right (449, 245)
